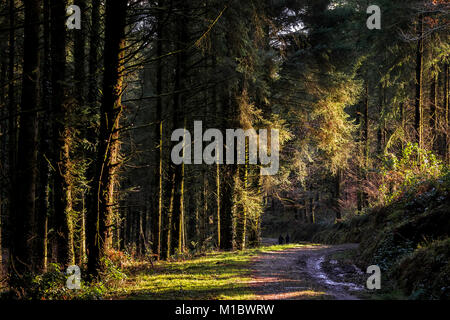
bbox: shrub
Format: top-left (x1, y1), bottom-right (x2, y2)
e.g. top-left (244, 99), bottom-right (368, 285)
top-left (379, 143), bottom-right (444, 205)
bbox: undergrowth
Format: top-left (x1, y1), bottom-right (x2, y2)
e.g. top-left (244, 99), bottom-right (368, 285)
top-left (292, 171), bottom-right (450, 300)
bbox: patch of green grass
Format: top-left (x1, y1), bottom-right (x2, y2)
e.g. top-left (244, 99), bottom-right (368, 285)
top-left (107, 243), bottom-right (312, 300)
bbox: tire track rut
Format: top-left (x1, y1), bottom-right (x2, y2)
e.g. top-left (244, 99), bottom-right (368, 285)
top-left (250, 242), bottom-right (366, 300)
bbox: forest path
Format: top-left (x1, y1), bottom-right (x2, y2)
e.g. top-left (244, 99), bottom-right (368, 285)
top-left (250, 242), bottom-right (367, 300)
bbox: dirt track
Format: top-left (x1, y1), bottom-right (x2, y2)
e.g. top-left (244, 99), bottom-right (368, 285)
top-left (250, 241), bottom-right (368, 300)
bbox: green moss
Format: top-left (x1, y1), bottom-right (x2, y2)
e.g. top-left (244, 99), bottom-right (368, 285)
top-left (393, 238), bottom-right (450, 300)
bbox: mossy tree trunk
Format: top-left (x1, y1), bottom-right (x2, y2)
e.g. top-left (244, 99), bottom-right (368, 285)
top-left (36, 0), bottom-right (51, 273)
top-left (87, 0), bottom-right (127, 277)
top-left (51, 0), bottom-right (75, 268)
top-left (415, 14), bottom-right (424, 149)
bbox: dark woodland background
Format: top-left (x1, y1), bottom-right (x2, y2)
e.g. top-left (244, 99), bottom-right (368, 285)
top-left (0, 0), bottom-right (448, 298)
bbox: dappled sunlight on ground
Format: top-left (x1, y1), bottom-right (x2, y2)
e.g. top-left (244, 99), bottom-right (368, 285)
top-left (251, 244), bottom-right (362, 300)
top-left (107, 243), bottom-right (362, 300)
top-left (256, 290), bottom-right (327, 300)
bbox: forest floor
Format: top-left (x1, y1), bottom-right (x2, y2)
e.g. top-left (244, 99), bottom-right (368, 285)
top-left (250, 240), bottom-right (371, 300)
top-left (108, 240), bottom-right (375, 300)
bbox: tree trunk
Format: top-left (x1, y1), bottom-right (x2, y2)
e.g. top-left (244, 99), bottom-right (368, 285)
top-left (362, 81), bottom-right (369, 207)
top-left (219, 88), bottom-right (236, 251)
top-left (309, 196), bottom-right (315, 223)
top-left (400, 102), bottom-right (405, 149)
top-left (79, 192), bottom-right (86, 265)
top-left (241, 143), bottom-right (249, 250)
top-left (219, 165), bottom-right (236, 250)
top-left (88, 0), bottom-right (101, 106)
top-left (168, 127), bottom-right (184, 257)
top-left (0, 56), bottom-right (6, 274)
top-left (151, 0), bottom-right (165, 259)
top-left (216, 162), bottom-right (221, 248)
top-left (7, 0), bottom-right (17, 259)
top-left (87, 0), bottom-right (128, 277)
top-left (162, 170), bottom-right (174, 259)
top-left (248, 172), bottom-right (262, 248)
top-left (430, 69), bottom-right (437, 150)
top-left (355, 101), bottom-right (362, 212)
top-left (72, 0), bottom-right (87, 266)
top-left (51, 0), bottom-right (75, 268)
top-left (169, 3), bottom-right (188, 257)
top-left (85, 0), bottom-right (101, 261)
top-left (35, 0), bottom-right (51, 273)
top-left (74, 0), bottom-right (86, 107)
top-left (415, 14), bottom-right (424, 148)
top-left (444, 63), bottom-right (449, 164)
top-left (377, 83), bottom-right (385, 155)
top-left (214, 80), bottom-right (221, 249)
top-left (335, 169), bottom-right (342, 220)
top-left (10, 0), bottom-right (41, 277)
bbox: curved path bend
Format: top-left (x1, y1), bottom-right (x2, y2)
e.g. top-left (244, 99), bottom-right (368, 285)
top-left (250, 242), bottom-right (367, 300)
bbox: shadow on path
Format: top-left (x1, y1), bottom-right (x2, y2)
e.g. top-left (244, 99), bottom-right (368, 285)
top-left (250, 244), bottom-right (365, 300)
